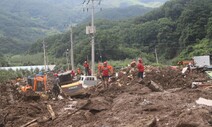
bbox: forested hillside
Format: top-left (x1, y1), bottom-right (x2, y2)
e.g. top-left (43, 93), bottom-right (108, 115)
top-left (0, 0), bottom-right (166, 41)
top-left (0, 0), bottom-right (81, 49)
top-left (29, 0), bottom-right (212, 65)
top-left (0, 0), bottom-right (161, 55)
top-left (134, 0), bottom-right (212, 60)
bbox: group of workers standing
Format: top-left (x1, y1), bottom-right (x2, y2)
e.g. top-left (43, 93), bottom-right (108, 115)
top-left (79, 60), bottom-right (113, 88)
top-left (75, 61), bottom-right (92, 76)
top-left (81, 58), bottom-right (144, 85)
top-left (53, 58), bottom-right (144, 97)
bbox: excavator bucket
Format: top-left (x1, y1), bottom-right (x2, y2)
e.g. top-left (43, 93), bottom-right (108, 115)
top-left (22, 88), bottom-right (40, 101)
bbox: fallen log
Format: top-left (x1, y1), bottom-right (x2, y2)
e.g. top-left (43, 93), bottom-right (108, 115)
top-left (146, 81), bottom-right (163, 92)
top-left (47, 104), bottom-right (56, 120)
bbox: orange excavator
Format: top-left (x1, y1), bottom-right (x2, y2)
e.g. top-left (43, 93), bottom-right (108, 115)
top-left (20, 74), bottom-right (47, 100)
top-left (21, 74), bottom-right (47, 92)
top-left (20, 75), bottom-right (47, 100)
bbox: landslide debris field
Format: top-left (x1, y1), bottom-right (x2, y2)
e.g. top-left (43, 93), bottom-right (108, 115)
top-left (1, 66), bottom-right (212, 127)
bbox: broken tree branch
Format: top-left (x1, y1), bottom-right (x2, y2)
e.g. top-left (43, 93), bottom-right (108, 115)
top-left (20, 119), bottom-right (37, 127)
top-left (47, 104), bottom-right (56, 120)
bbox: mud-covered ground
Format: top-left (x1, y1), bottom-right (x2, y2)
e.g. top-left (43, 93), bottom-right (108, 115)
top-left (0, 66), bottom-right (212, 127)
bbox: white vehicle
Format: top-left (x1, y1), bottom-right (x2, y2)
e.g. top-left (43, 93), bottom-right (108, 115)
top-left (61, 76), bottom-right (98, 96)
top-left (193, 55), bottom-right (212, 68)
top-left (79, 76), bottom-right (98, 88)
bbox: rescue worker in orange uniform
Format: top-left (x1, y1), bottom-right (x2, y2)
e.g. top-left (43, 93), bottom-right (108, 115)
top-left (137, 58), bottom-right (144, 80)
top-left (83, 61), bottom-right (89, 76)
top-left (76, 68), bottom-right (82, 79)
top-left (77, 68), bottom-right (82, 75)
top-left (108, 65), bottom-right (113, 76)
top-left (101, 61), bottom-right (111, 88)
top-left (70, 70), bottom-right (75, 77)
top-left (98, 62), bottom-right (103, 76)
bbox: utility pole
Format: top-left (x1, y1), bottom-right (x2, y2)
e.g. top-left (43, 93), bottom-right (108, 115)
top-left (66, 49), bottom-right (70, 70)
top-left (70, 26), bottom-right (74, 71)
top-left (84, 0), bottom-right (102, 76)
top-left (42, 40), bottom-right (47, 71)
top-left (46, 55), bottom-right (49, 70)
top-left (155, 47), bottom-right (159, 64)
top-left (91, 0), bottom-right (95, 76)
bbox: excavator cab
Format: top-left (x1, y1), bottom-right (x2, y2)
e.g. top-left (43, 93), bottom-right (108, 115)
top-left (58, 71), bottom-right (73, 85)
top-left (25, 75), bottom-right (47, 92)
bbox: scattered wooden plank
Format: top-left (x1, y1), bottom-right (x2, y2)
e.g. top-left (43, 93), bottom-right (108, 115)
top-left (20, 119), bottom-right (37, 127)
top-left (47, 104), bottom-right (56, 120)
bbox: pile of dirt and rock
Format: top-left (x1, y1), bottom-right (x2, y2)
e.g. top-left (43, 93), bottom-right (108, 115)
top-left (0, 83), bottom-right (50, 127)
top-left (0, 101), bottom-right (47, 127)
top-left (39, 66), bottom-right (212, 127)
top-left (144, 66), bottom-right (208, 89)
top-left (0, 83), bottom-right (22, 108)
top-left (42, 85), bottom-right (212, 127)
top-left (0, 66), bottom-right (211, 127)
top-left (115, 65), bottom-right (209, 90)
